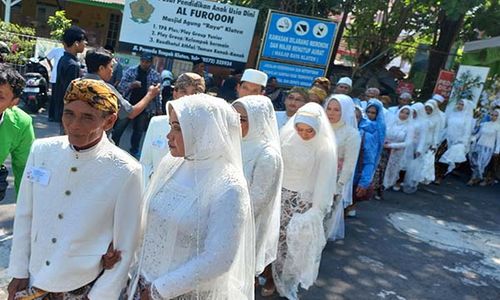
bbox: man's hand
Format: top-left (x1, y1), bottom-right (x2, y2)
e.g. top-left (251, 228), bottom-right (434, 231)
top-left (147, 84), bottom-right (161, 98)
top-left (101, 243), bottom-right (121, 270)
top-left (7, 278), bottom-right (29, 300)
top-left (130, 81), bottom-right (142, 89)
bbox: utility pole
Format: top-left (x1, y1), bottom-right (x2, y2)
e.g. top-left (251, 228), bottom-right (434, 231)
top-left (3, 0), bottom-right (22, 23)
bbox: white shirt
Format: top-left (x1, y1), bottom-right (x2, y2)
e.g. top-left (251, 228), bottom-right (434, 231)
top-left (140, 115), bottom-right (170, 187)
top-left (477, 122), bottom-right (500, 153)
top-left (243, 146), bottom-right (281, 274)
top-left (332, 122), bottom-right (360, 187)
top-left (9, 135), bottom-right (143, 299)
top-left (275, 111), bottom-right (290, 129)
top-left (46, 47), bottom-right (65, 84)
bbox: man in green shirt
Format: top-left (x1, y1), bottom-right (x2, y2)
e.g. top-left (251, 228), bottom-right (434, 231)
top-left (0, 65), bottom-right (35, 199)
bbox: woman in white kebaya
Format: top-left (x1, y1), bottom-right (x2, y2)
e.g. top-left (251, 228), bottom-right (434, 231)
top-left (468, 108), bottom-right (500, 186)
top-left (128, 94), bottom-right (254, 300)
top-left (437, 99), bottom-right (474, 179)
top-left (323, 94), bottom-right (360, 240)
top-left (232, 96), bottom-right (283, 277)
top-left (265, 103), bottom-right (336, 300)
top-left (403, 102), bottom-right (429, 194)
top-left (383, 105), bottom-right (414, 190)
top-left (421, 100), bottom-right (443, 183)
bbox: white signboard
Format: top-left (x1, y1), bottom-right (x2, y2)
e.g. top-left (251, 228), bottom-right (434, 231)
top-left (119, 0), bottom-right (259, 68)
top-left (448, 65), bottom-right (490, 107)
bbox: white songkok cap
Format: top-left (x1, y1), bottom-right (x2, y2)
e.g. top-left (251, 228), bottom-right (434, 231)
top-left (241, 69), bottom-right (268, 87)
top-left (432, 94), bottom-right (445, 103)
top-left (337, 77), bottom-right (352, 87)
top-left (400, 92), bottom-right (412, 99)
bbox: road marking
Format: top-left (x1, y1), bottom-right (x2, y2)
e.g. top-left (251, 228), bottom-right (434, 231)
top-left (377, 290), bottom-right (407, 300)
top-left (387, 212), bottom-right (500, 286)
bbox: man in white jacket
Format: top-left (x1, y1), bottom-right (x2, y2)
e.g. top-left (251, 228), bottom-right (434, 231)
top-left (7, 79), bottom-right (143, 299)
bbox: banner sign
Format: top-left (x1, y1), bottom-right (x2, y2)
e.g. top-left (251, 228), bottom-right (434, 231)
top-left (260, 11), bottom-right (336, 67)
top-left (396, 81), bottom-right (415, 95)
top-left (119, 0), bottom-right (259, 69)
top-left (433, 70), bottom-right (455, 101)
top-left (258, 60), bottom-right (324, 88)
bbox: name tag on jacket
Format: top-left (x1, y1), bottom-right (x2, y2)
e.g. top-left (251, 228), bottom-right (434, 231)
top-left (26, 167), bottom-right (51, 186)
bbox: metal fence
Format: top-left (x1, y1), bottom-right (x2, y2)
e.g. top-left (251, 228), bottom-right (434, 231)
top-left (0, 31), bottom-right (37, 75)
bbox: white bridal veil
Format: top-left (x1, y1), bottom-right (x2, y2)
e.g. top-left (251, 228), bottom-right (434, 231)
top-left (129, 94), bottom-right (255, 300)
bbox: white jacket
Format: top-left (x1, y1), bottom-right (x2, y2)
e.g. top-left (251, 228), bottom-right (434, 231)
top-left (8, 135), bottom-right (143, 299)
top-left (140, 115), bottom-right (170, 187)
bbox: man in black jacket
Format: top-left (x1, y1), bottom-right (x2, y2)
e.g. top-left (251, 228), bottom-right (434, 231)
top-left (50, 26), bottom-right (87, 124)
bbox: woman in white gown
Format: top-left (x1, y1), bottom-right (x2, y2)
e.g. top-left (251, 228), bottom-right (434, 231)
top-left (323, 94), bottom-right (360, 240)
top-left (420, 100), bottom-right (442, 183)
top-left (437, 99), bottom-right (474, 178)
top-left (403, 102), bottom-right (429, 194)
top-left (468, 108), bottom-right (500, 185)
top-left (232, 95), bottom-right (283, 277)
top-left (128, 94), bottom-right (255, 300)
top-left (382, 105), bottom-right (414, 190)
top-left (268, 103), bottom-right (336, 300)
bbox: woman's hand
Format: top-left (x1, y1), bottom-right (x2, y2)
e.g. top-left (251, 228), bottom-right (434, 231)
top-left (140, 284), bottom-right (152, 300)
top-left (101, 243), bottom-right (121, 270)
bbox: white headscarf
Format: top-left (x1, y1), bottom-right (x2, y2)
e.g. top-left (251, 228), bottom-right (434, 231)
top-left (232, 95), bottom-right (283, 275)
top-left (324, 94), bottom-right (358, 129)
top-left (280, 102), bottom-right (337, 213)
top-left (131, 94), bottom-right (255, 299)
top-left (444, 99), bottom-right (474, 145)
top-left (233, 95), bottom-right (281, 171)
top-left (277, 102), bottom-right (337, 298)
top-left (394, 105), bottom-right (413, 125)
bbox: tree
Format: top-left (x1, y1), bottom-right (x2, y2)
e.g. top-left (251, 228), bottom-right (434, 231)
top-left (47, 10), bottom-right (72, 41)
top-left (420, 0), bottom-right (485, 99)
top-left (222, 0), bottom-right (340, 33)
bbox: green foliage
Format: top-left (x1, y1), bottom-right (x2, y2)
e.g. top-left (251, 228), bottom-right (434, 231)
top-left (221, 0), bottom-right (341, 33)
top-left (48, 10), bottom-right (72, 41)
top-left (0, 21), bottom-right (36, 64)
top-left (462, 0), bottom-right (500, 40)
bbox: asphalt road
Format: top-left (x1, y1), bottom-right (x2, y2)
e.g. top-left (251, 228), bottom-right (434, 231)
top-left (1, 111), bottom-right (499, 299)
top-left (256, 174), bottom-right (500, 300)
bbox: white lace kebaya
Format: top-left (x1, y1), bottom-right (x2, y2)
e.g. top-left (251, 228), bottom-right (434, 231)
top-left (469, 108), bottom-right (500, 180)
top-left (323, 94), bottom-right (360, 240)
top-left (439, 99), bottom-right (474, 173)
top-left (128, 94), bottom-right (255, 300)
top-left (403, 102), bottom-right (429, 193)
top-left (383, 105), bottom-right (414, 189)
top-left (233, 95), bottom-right (283, 276)
top-left (274, 103), bottom-right (337, 300)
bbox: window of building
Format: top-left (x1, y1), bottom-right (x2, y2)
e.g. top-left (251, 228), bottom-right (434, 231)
top-left (106, 13), bottom-right (122, 48)
top-left (36, 4), bottom-right (58, 24)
